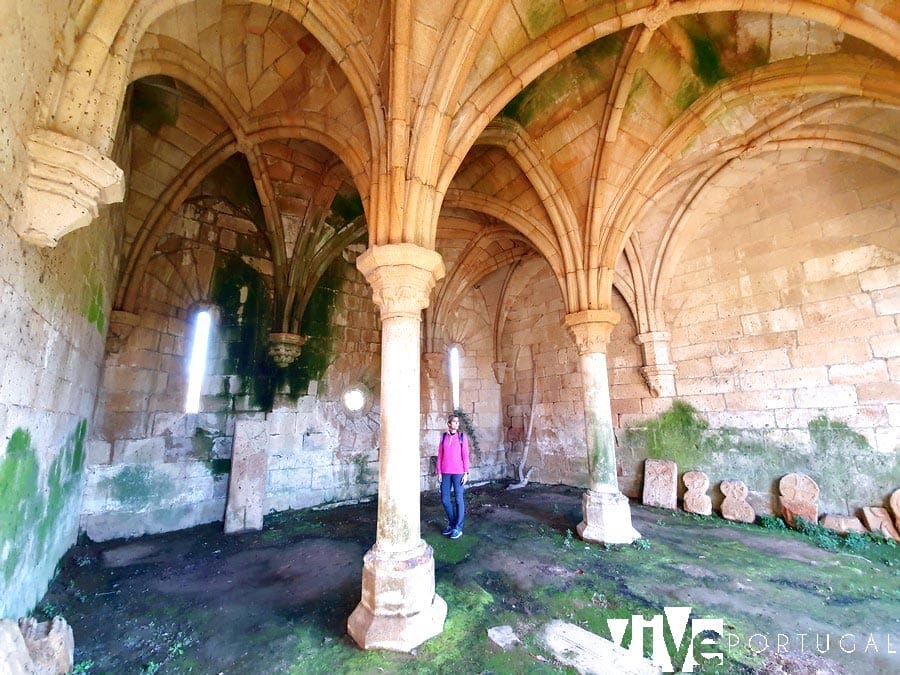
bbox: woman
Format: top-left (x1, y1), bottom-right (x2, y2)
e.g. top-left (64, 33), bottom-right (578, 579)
top-left (436, 413), bottom-right (470, 539)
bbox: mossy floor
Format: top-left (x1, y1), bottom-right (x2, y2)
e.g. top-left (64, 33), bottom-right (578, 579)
top-left (37, 483), bottom-right (898, 674)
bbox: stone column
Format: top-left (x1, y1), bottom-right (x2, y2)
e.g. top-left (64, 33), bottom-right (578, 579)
top-left (565, 310), bottom-right (640, 545)
top-left (348, 243), bottom-right (447, 651)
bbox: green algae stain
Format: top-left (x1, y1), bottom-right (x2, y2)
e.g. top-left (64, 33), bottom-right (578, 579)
top-left (281, 259), bottom-right (342, 397)
top-left (501, 33), bottom-right (624, 127)
top-left (575, 33), bottom-right (625, 64)
top-left (210, 252), bottom-right (274, 410)
top-left (1, 421), bottom-right (88, 588)
top-left (101, 465), bottom-right (176, 511)
top-left (0, 430), bottom-right (41, 583)
top-left (689, 35), bottom-right (726, 86)
top-left (675, 78), bottom-right (703, 111)
top-left (39, 420), bottom-right (88, 552)
top-left (84, 281), bottom-right (105, 335)
top-left (524, 0), bottom-right (565, 39)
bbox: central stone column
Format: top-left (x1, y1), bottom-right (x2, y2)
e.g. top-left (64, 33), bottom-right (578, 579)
top-left (565, 310), bottom-right (640, 545)
top-left (348, 243), bottom-right (447, 651)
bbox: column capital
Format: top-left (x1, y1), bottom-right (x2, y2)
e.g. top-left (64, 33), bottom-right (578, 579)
top-left (12, 128), bottom-right (124, 247)
top-left (564, 309), bottom-right (620, 355)
top-left (357, 244), bottom-right (445, 320)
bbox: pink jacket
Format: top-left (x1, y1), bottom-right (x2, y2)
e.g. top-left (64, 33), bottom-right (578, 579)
top-left (437, 431), bottom-right (470, 474)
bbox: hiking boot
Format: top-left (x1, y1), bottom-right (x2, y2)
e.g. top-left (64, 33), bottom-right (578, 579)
top-left (449, 528), bottom-right (462, 539)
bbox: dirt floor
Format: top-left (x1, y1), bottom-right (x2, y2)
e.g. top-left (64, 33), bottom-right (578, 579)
top-left (36, 483), bottom-right (899, 674)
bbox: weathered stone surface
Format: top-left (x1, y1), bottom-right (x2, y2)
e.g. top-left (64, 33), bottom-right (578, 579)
top-left (577, 490), bottom-right (641, 545)
top-left (890, 489), bottom-right (900, 532)
top-left (779, 473), bottom-right (820, 527)
top-left (539, 620), bottom-right (661, 675)
top-left (224, 418), bottom-right (269, 533)
top-left (720, 480), bottom-right (755, 523)
top-left (0, 616), bottom-right (75, 675)
top-left (682, 471), bottom-right (712, 516)
top-left (642, 459), bottom-right (677, 510)
top-left (487, 625), bottom-right (521, 650)
top-left (347, 541), bottom-right (447, 651)
top-left (820, 514), bottom-right (867, 534)
top-left (861, 507), bottom-right (900, 542)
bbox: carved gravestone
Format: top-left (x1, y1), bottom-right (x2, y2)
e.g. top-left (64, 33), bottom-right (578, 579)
top-left (861, 507), bottom-right (900, 542)
top-left (720, 480), bottom-right (755, 523)
top-left (642, 459), bottom-right (677, 510)
top-left (682, 471), bottom-right (711, 516)
top-left (890, 489), bottom-right (900, 532)
top-left (779, 473), bottom-right (819, 527)
top-left (820, 514), bottom-right (867, 534)
top-left (224, 418), bottom-right (269, 534)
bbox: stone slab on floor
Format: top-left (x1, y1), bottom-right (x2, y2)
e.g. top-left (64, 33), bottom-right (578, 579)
top-left (224, 418), bottom-right (269, 533)
top-left (539, 620), bottom-right (661, 675)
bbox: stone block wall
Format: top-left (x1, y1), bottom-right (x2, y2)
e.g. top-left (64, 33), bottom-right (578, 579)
top-left (501, 264), bottom-right (590, 488)
top-left (498, 153), bottom-right (898, 517)
top-left (616, 153), bottom-right (899, 516)
top-left (0, 2), bottom-right (125, 618)
top-left (420, 266), bottom-right (510, 488)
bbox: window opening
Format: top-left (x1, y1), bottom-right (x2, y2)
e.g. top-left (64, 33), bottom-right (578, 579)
top-left (449, 345), bottom-right (461, 410)
top-left (185, 310), bottom-right (211, 413)
top-left (343, 387), bottom-right (366, 412)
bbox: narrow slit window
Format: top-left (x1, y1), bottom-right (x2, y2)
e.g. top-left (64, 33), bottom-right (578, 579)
top-left (449, 345), bottom-right (461, 411)
top-left (185, 310), bottom-right (211, 413)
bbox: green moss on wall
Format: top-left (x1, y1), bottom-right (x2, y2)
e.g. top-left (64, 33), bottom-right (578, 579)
top-left (626, 400), bottom-right (707, 468)
top-left (674, 78), bottom-right (703, 111)
top-left (194, 428), bottom-right (231, 477)
top-left (84, 281), bottom-right (105, 335)
top-left (501, 33), bottom-right (624, 127)
top-left (0, 430), bottom-right (41, 583)
top-left (623, 405), bottom-right (898, 512)
top-left (38, 420), bottom-right (88, 552)
top-left (1, 421), bottom-right (88, 595)
top-left (101, 465), bottom-right (177, 511)
top-left (210, 252), bottom-right (275, 410)
top-left (689, 35), bottom-right (727, 85)
top-left (525, 0), bottom-right (565, 38)
top-left (280, 260), bottom-right (343, 396)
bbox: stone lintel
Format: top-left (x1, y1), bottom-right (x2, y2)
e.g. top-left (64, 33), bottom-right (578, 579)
top-left (577, 490), bottom-right (641, 545)
top-left (565, 310), bottom-right (620, 355)
top-left (356, 244), bottom-right (445, 320)
top-left (13, 128), bottom-right (124, 247)
top-left (348, 541), bottom-right (447, 651)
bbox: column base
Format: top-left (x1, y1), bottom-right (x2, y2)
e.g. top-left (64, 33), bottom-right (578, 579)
top-left (347, 541), bottom-right (447, 651)
top-left (577, 490), bottom-right (641, 545)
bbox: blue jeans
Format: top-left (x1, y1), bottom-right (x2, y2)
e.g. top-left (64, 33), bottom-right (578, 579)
top-left (440, 474), bottom-right (465, 530)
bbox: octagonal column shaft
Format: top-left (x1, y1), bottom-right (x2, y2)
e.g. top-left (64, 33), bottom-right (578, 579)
top-left (565, 310), bottom-right (640, 545)
top-left (348, 244), bottom-right (447, 651)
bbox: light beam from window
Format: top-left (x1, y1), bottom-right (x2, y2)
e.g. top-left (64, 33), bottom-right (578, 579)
top-left (185, 310), bottom-right (211, 414)
top-left (449, 345), bottom-right (460, 410)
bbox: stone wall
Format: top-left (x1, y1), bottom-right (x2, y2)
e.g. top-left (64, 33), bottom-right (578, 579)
top-left (616, 152), bottom-right (899, 516)
top-left (0, 2), bottom-right (123, 618)
top-left (501, 261), bottom-right (589, 487)
top-left (497, 153), bottom-right (898, 518)
top-left (421, 279), bottom-right (509, 488)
